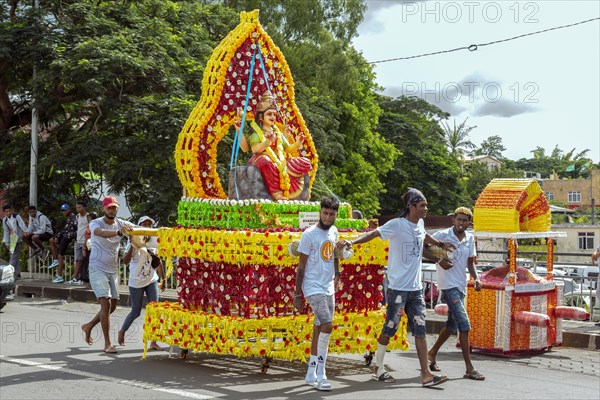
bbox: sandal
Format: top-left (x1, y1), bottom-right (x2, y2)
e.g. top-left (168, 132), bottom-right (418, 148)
top-left (429, 360), bottom-right (441, 372)
top-left (103, 345), bottom-right (118, 354)
top-left (464, 370), bottom-right (485, 380)
top-left (372, 371), bottom-right (396, 383)
top-left (423, 374), bottom-right (448, 387)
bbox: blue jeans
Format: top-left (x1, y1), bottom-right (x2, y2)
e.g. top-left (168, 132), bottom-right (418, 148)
top-left (121, 281), bottom-right (159, 333)
top-left (442, 287), bottom-right (471, 333)
top-left (382, 289), bottom-right (427, 337)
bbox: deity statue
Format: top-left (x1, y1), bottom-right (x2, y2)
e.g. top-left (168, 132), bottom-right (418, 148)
top-left (236, 92), bottom-right (312, 200)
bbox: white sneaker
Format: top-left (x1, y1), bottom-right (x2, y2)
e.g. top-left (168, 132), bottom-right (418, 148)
top-left (314, 379), bottom-right (332, 391)
top-left (66, 278), bottom-right (83, 285)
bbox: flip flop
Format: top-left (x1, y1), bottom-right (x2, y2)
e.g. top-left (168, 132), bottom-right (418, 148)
top-left (104, 346), bottom-right (118, 354)
top-left (423, 374), bottom-right (448, 387)
top-left (372, 371), bottom-right (396, 383)
top-left (429, 360), bottom-right (442, 372)
top-left (464, 370), bottom-right (485, 380)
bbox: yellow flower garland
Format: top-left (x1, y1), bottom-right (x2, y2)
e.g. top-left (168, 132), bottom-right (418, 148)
top-left (142, 303), bottom-right (409, 362)
top-left (156, 227), bottom-right (390, 267)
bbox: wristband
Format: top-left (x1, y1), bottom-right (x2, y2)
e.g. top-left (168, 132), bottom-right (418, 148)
top-left (437, 241), bottom-right (444, 248)
top-left (335, 272), bottom-right (341, 277)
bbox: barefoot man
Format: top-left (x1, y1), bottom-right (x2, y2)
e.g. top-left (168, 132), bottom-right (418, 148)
top-left (82, 196), bottom-right (131, 353)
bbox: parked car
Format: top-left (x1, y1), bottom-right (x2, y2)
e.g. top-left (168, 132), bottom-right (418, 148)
top-left (0, 258), bottom-right (16, 310)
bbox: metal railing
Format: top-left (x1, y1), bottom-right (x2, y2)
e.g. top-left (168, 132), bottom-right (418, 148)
top-left (24, 246), bottom-right (178, 290)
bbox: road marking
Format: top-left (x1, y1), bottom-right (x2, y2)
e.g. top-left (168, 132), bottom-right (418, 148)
top-left (0, 355), bottom-right (215, 399)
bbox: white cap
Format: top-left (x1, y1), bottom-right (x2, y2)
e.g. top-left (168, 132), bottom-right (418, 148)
top-left (137, 216), bottom-right (155, 226)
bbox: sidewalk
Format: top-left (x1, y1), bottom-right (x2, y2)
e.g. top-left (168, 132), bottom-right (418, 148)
top-left (13, 278), bottom-right (600, 350)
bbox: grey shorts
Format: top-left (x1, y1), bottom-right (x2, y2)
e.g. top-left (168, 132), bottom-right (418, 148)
top-left (305, 293), bottom-right (334, 326)
top-left (89, 268), bottom-right (120, 300)
top-left (75, 242), bottom-right (84, 261)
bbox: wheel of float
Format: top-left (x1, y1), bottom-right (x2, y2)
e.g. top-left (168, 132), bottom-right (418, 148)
top-left (179, 349), bottom-right (188, 360)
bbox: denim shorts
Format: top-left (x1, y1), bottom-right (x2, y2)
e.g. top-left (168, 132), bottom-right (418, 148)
top-left (382, 289), bottom-right (427, 338)
top-left (306, 293), bottom-right (334, 326)
top-left (89, 268), bottom-right (120, 300)
top-left (442, 287), bottom-right (471, 333)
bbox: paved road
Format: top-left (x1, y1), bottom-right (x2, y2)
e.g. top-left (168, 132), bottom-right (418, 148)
top-left (1, 298), bottom-right (599, 399)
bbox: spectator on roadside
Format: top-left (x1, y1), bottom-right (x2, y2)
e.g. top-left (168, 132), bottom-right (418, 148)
top-left (80, 211), bottom-right (98, 283)
top-left (66, 201), bottom-right (89, 285)
top-left (118, 216), bottom-right (166, 351)
top-left (339, 188), bottom-right (453, 387)
top-left (2, 204), bottom-right (28, 279)
top-left (22, 205), bottom-right (53, 257)
top-left (81, 196), bottom-right (131, 354)
top-left (48, 204), bottom-right (77, 283)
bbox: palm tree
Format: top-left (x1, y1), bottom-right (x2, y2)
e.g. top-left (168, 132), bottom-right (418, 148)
top-left (440, 118), bottom-right (476, 157)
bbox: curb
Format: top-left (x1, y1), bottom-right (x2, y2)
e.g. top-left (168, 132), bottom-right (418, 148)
top-left (13, 281), bottom-right (599, 350)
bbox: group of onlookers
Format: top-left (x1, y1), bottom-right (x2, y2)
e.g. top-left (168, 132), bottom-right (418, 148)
top-left (1, 201), bottom-right (95, 284)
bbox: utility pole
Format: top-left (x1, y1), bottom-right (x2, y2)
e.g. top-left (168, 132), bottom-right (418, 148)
top-left (29, 0), bottom-right (39, 207)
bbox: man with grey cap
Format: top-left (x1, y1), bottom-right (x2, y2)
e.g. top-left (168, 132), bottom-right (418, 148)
top-left (81, 196), bottom-right (131, 353)
top-left (339, 188), bottom-right (453, 387)
top-left (118, 215), bottom-right (166, 350)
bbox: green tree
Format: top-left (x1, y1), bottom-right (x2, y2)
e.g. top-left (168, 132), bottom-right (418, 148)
top-left (441, 117), bottom-right (476, 157)
top-left (375, 95), bottom-right (468, 215)
top-left (2, 0), bottom-right (395, 219)
top-left (472, 135), bottom-right (506, 158)
top-left (514, 145), bottom-right (593, 179)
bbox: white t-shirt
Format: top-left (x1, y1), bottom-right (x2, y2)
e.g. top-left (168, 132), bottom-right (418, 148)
top-left (298, 224), bottom-right (338, 297)
top-left (432, 227), bottom-right (476, 293)
top-left (125, 242), bottom-right (158, 288)
top-left (76, 213), bottom-right (89, 244)
top-left (377, 218), bottom-right (425, 291)
top-left (89, 217), bottom-right (126, 274)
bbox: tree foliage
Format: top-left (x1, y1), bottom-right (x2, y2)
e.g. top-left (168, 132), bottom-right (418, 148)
top-left (441, 117), bottom-right (476, 157)
top-left (1, 0), bottom-right (395, 220)
top-left (472, 134), bottom-right (506, 158)
top-left (375, 95), bottom-right (469, 215)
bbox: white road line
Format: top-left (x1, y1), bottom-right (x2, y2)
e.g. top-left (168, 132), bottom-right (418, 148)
top-left (0, 355), bottom-right (215, 399)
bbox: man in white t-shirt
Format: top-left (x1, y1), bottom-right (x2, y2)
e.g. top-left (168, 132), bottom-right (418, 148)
top-left (81, 196), bottom-right (131, 354)
top-left (294, 196), bottom-right (341, 391)
top-left (426, 207), bottom-right (484, 381)
top-left (2, 204), bottom-right (28, 278)
top-left (340, 188), bottom-right (453, 387)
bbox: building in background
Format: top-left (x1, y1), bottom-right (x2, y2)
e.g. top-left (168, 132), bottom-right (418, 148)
top-left (541, 169), bottom-right (599, 209)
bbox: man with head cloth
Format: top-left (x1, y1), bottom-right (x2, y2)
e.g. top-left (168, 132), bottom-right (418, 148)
top-left (339, 188), bottom-right (453, 387)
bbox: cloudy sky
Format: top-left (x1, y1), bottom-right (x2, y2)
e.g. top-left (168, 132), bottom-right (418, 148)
top-left (352, 0), bottom-right (600, 163)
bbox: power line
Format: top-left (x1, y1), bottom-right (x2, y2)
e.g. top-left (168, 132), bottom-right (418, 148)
top-left (363, 17), bottom-right (600, 66)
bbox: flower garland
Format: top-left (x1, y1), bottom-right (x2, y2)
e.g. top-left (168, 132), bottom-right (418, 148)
top-left (474, 179), bottom-right (550, 232)
top-left (156, 227), bottom-right (388, 267)
top-left (174, 10), bottom-right (318, 198)
top-left (142, 302), bottom-right (409, 362)
top-left (175, 258), bottom-right (385, 317)
top-left (176, 198), bottom-right (367, 230)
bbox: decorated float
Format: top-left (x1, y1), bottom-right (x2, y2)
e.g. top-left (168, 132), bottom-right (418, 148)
top-left (438, 178), bottom-right (588, 353)
top-left (132, 10), bottom-right (408, 368)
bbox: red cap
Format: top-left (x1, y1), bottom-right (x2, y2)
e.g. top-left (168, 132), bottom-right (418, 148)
top-left (102, 196), bottom-right (119, 208)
